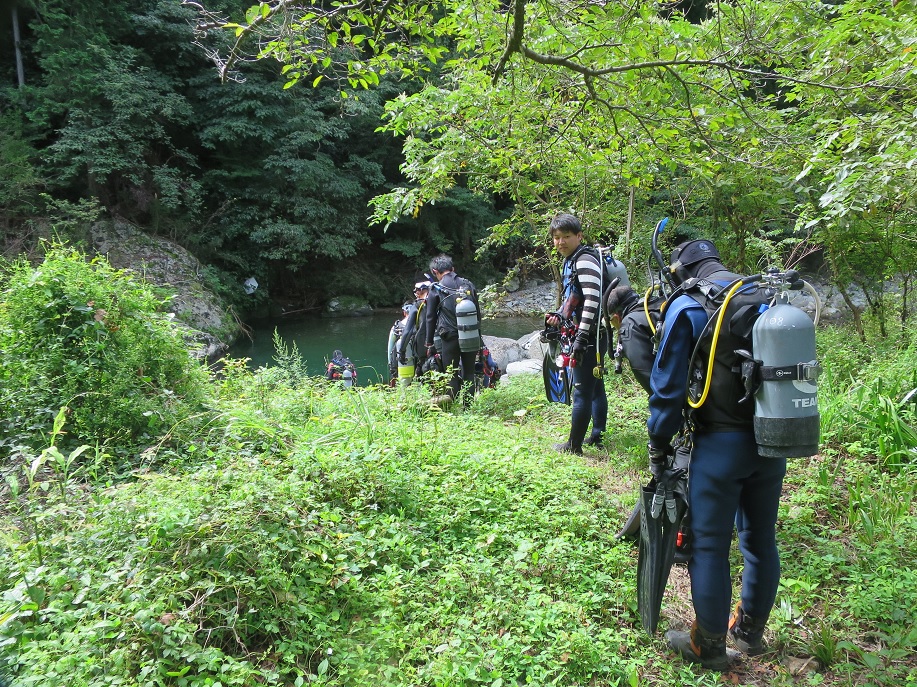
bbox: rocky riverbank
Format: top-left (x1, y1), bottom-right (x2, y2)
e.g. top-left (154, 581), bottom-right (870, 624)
top-left (482, 279), bottom-right (558, 317)
top-left (481, 273), bottom-right (895, 323)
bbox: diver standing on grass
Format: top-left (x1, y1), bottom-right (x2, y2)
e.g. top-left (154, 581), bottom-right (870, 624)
top-left (647, 239), bottom-right (788, 670)
top-left (424, 255), bottom-right (481, 404)
top-left (546, 213), bottom-right (608, 455)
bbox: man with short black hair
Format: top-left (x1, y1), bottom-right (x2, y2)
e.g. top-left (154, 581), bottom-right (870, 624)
top-left (425, 255), bottom-right (481, 402)
top-left (546, 213), bottom-right (608, 454)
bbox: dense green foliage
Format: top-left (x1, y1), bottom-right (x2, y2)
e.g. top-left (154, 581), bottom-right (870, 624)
top-left (0, 0), bottom-right (511, 309)
top-left (1, 297), bottom-right (915, 685)
top-left (188, 0), bottom-right (917, 321)
top-left (0, 245), bottom-right (210, 452)
top-left (3, 0), bottom-right (916, 319)
top-left (2, 3), bottom-right (916, 682)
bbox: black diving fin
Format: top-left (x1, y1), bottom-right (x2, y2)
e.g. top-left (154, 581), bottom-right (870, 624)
top-left (636, 469), bottom-right (688, 635)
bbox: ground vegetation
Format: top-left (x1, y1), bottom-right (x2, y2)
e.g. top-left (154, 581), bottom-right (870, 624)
top-left (0, 245), bottom-right (915, 686)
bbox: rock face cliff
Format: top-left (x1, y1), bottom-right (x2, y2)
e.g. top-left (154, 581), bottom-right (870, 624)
top-left (89, 220), bottom-right (239, 362)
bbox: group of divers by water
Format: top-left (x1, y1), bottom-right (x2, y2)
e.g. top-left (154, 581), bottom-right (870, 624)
top-left (326, 277), bottom-right (502, 397)
top-left (319, 219), bottom-right (833, 670)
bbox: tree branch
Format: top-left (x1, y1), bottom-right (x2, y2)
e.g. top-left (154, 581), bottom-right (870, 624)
top-left (493, 0), bottom-right (528, 83)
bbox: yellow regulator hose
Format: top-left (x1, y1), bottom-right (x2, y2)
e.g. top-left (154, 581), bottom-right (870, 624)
top-left (688, 279), bottom-right (745, 410)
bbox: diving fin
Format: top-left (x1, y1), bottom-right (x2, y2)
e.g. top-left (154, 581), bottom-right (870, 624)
top-left (542, 340), bottom-right (572, 404)
top-left (616, 501), bottom-right (641, 541)
top-left (637, 476), bottom-right (688, 635)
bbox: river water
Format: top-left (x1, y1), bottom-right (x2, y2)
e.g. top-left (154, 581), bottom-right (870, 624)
top-left (229, 314), bottom-right (544, 386)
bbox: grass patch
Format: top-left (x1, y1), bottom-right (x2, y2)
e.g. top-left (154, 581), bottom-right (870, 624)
top-left (1, 324), bottom-right (916, 686)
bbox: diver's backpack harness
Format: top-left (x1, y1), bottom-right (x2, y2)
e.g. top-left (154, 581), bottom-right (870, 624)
top-left (565, 244), bottom-right (630, 376)
top-left (432, 277), bottom-right (480, 353)
top-left (676, 268), bottom-right (822, 458)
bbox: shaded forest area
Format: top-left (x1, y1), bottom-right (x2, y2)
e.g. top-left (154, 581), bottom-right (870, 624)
top-left (2, 0), bottom-right (917, 338)
top-left (0, 0), bottom-right (515, 317)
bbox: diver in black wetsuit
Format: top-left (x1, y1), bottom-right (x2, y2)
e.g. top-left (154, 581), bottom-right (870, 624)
top-left (424, 255), bottom-right (481, 403)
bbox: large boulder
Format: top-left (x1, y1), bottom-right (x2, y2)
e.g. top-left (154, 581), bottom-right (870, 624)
top-left (482, 335), bottom-right (526, 371)
top-left (324, 296), bottom-right (374, 317)
top-left (89, 219), bottom-right (237, 361)
top-left (504, 358), bottom-right (543, 378)
top-left (518, 330), bottom-right (550, 360)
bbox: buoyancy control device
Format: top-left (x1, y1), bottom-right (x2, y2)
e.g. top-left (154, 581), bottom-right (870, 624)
top-left (603, 250), bottom-right (631, 289)
top-left (571, 245), bottom-right (631, 294)
top-left (686, 269), bottom-right (822, 458)
top-left (433, 276), bottom-right (480, 353)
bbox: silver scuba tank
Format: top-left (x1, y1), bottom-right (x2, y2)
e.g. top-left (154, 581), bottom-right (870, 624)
top-left (751, 294), bottom-right (820, 457)
top-left (605, 254), bottom-right (631, 288)
top-left (455, 296), bottom-right (480, 353)
top-left (342, 367), bottom-right (354, 388)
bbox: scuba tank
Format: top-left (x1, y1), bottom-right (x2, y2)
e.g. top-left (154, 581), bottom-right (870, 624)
top-left (455, 296), bottom-right (480, 353)
top-left (342, 367), bottom-right (354, 388)
top-left (397, 337), bottom-right (415, 385)
top-left (689, 268), bottom-right (822, 458)
top-left (750, 290), bottom-right (820, 457)
top-left (604, 252), bottom-right (631, 289)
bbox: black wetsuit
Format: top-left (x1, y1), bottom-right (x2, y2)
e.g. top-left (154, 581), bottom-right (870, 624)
top-left (425, 271), bottom-right (481, 400)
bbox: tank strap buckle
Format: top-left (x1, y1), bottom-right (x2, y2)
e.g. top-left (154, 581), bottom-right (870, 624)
top-left (799, 361), bottom-right (821, 381)
top-left (759, 360), bottom-right (821, 382)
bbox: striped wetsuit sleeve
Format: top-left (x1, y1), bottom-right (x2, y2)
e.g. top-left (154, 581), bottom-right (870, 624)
top-left (575, 252), bottom-right (602, 335)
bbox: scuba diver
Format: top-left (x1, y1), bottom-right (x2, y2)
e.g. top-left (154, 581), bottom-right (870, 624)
top-left (387, 302), bottom-right (413, 385)
top-left (400, 279), bottom-right (432, 380)
top-left (646, 238), bottom-right (820, 669)
top-left (476, 345), bottom-right (502, 389)
top-left (545, 213), bottom-right (609, 454)
top-left (424, 255), bottom-right (482, 403)
top-left (325, 349), bottom-right (357, 387)
top-left (605, 279), bottom-right (654, 394)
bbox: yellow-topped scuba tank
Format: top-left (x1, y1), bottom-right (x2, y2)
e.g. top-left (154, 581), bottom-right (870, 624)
top-left (397, 337), bottom-right (415, 385)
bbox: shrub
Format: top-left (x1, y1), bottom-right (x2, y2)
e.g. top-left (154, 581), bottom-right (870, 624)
top-left (0, 244), bottom-right (210, 452)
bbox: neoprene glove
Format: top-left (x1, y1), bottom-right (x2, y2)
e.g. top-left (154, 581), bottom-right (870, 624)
top-left (571, 332), bottom-right (589, 364)
top-left (648, 442), bottom-right (673, 481)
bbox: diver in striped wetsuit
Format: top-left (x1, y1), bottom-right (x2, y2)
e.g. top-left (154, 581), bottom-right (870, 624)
top-left (546, 213), bottom-right (608, 455)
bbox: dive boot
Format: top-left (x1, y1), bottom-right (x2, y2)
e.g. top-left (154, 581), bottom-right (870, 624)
top-left (553, 441), bottom-right (583, 456)
top-left (728, 602), bottom-right (767, 655)
top-left (583, 431), bottom-right (604, 447)
top-left (665, 621), bottom-right (730, 671)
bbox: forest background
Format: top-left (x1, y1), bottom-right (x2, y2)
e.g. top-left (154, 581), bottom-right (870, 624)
top-left (1, 0), bottom-right (915, 333)
top-left (1, 1), bottom-right (917, 686)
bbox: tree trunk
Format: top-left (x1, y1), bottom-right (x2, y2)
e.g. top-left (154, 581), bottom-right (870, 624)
top-left (836, 283), bottom-right (866, 343)
top-left (12, 7), bottom-right (25, 87)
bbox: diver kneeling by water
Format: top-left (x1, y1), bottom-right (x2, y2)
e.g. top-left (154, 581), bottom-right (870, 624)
top-left (325, 349), bottom-right (357, 387)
